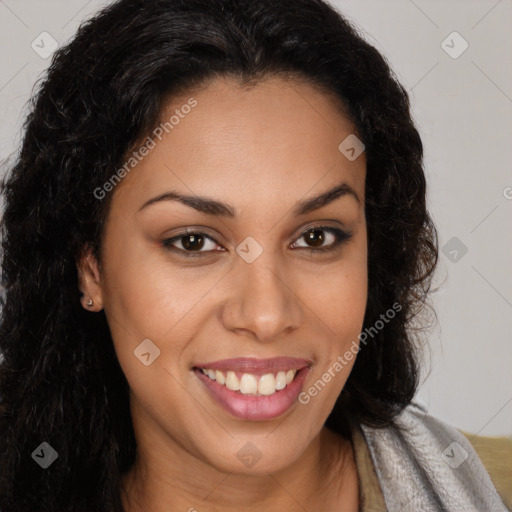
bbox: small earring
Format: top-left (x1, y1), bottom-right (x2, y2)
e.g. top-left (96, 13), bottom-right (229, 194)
top-left (86, 299), bottom-right (93, 307)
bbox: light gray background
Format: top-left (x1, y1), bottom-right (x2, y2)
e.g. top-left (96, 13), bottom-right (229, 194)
top-left (1, 0), bottom-right (511, 436)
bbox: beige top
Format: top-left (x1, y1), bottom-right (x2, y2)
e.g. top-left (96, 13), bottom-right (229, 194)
top-left (350, 422), bottom-right (512, 511)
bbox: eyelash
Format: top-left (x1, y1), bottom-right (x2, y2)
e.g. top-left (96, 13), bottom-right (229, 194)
top-left (162, 225), bottom-right (352, 258)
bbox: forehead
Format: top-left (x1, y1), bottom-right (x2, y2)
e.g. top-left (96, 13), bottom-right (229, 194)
top-left (111, 75), bottom-right (366, 213)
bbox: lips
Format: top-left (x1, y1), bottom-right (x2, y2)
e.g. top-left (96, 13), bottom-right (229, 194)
top-left (194, 356), bottom-right (311, 375)
top-left (193, 357), bottom-right (311, 421)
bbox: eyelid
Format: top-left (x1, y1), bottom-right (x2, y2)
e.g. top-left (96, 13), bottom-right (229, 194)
top-left (294, 221), bottom-right (347, 238)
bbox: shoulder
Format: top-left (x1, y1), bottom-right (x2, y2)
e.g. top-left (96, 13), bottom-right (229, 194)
top-left (399, 403), bottom-right (512, 510)
top-left (359, 401), bottom-right (512, 511)
top-left (460, 429), bottom-right (512, 510)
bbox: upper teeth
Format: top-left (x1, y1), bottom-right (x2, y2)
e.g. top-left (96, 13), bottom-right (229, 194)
top-left (201, 368), bottom-right (297, 396)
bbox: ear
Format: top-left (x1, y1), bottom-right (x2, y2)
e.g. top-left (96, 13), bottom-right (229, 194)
top-left (76, 246), bottom-right (103, 311)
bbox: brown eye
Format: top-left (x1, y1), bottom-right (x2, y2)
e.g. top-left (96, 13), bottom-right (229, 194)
top-left (303, 228), bottom-right (325, 247)
top-left (291, 226), bottom-right (352, 252)
top-left (162, 226), bottom-right (352, 258)
top-left (162, 231), bottom-right (222, 256)
top-left (181, 233), bottom-right (206, 251)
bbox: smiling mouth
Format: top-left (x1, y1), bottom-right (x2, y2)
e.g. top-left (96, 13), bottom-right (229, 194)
top-left (197, 367), bottom-right (298, 396)
top-left (192, 356), bottom-right (311, 420)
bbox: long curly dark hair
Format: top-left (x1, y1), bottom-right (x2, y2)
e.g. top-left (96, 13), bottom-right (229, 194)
top-left (0, 0), bottom-right (438, 510)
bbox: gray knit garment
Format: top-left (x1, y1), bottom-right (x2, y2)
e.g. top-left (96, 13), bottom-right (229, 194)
top-left (360, 402), bottom-right (510, 511)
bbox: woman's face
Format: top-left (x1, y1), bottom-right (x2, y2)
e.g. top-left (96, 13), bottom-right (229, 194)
top-left (79, 75), bottom-right (367, 475)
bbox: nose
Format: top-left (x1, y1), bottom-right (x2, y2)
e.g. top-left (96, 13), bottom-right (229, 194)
top-left (221, 252), bottom-right (303, 343)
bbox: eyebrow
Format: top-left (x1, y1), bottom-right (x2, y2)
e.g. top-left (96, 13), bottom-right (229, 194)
top-left (138, 181), bottom-right (360, 217)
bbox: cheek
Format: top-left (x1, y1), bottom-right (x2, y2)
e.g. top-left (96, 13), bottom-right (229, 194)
top-left (99, 231), bottom-right (227, 375)
top-left (305, 266), bottom-right (367, 387)
top-left (98, 225), bottom-right (180, 367)
top-left (309, 269), bottom-right (367, 334)
top-left (297, 239), bottom-right (367, 409)
top-left (301, 240), bottom-right (368, 341)
top-left (100, 220), bottom-right (180, 331)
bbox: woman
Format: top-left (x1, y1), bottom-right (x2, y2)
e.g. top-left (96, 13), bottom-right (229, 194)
top-left (0, 0), bottom-right (510, 510)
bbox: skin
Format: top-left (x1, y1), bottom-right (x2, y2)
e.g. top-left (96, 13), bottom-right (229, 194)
top-left (77, 75), bottom-right (368, 511)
